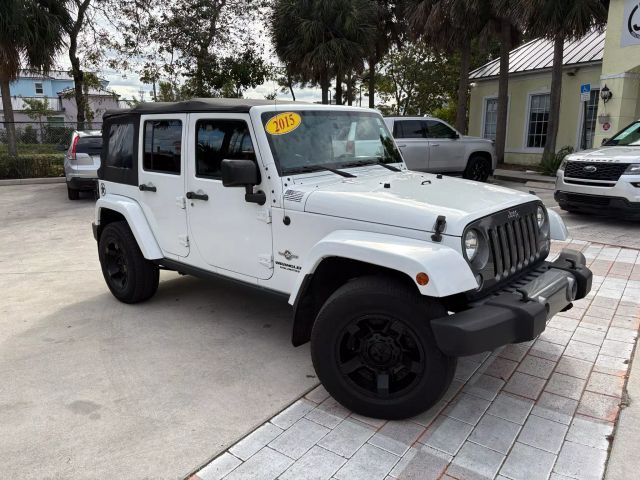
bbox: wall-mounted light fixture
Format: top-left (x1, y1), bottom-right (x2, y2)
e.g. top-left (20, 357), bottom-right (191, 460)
top-left (600, 84), bottom-right (613, 104)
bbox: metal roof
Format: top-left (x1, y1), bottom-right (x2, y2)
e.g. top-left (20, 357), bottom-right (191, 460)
top-left (470, 29), bottom-right (605, 80)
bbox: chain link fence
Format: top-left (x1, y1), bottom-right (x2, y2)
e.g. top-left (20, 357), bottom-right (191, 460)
top-left (0, 121), bottom-right (102, 179)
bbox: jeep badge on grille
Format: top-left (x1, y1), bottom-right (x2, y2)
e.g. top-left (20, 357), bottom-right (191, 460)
top-left (507, 210), bottom-right (520, 219)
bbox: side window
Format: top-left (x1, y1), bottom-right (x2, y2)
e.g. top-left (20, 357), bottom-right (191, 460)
top-left (395, 120), bottom-right (424, 139)
top-left (424, 120), bottom-right (456, 139)
top-left (143, 120), bottom-right (182, 174)
top-left (105, 123), bottom-right (134, 169)
top-left (195, 119), bottom-right (256, 179)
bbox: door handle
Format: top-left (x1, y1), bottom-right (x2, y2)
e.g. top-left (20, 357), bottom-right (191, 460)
top-left (397, 144), bottom-right (407, 148)
top-left (139, 183), bottom-right (157, 192)
top-left (431, 143), bottom-right (440, 147)
top-left (186, 191), bottom-right (209, 201)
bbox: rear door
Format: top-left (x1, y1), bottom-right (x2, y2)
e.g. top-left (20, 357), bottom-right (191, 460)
top-left (137, 114), bottom-right (189, 257)
top-left (423, 120), bottom-right (466, 172)
top-left (392, 120), bottom-right (429, 171)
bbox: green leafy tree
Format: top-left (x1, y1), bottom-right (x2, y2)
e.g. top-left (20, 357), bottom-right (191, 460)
top-left (0, 0), bottom-right (67, 157)
top-left (514, 0), bottom-right (608, 162)
top-left (271, 0), bottom-right (377, 104)
top-left (376, 41), bottom-right (458, 115)
top-left (22, 97), bottom-right (55, 143)
top-left (405, 0), bottom-right (491, 133)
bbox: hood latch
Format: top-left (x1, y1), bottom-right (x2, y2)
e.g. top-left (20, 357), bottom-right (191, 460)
top-left (431, 215), bottom-right (447, 242)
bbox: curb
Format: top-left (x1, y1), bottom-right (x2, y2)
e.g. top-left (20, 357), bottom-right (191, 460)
top-left (0, 177), bottom-right (65, 186)
top-left (492, 172), bottom-right (556, 185)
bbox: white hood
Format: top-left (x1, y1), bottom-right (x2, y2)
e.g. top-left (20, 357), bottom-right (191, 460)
top-left (566, 146), bottom-right (640, 162)
top-left (288, 171), bottom-right (538, 237)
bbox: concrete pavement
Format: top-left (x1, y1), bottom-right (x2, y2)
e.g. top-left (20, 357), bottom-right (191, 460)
top-left (0, 183), bottom-right (318, 479)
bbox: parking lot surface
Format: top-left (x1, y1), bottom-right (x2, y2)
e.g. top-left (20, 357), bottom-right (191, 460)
top-left (0, 184), bottom-right (317, 479)
top-left (193, 239), bottom-right (640, 480)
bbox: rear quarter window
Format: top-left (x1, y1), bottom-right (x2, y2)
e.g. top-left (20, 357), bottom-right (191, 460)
top-left (106, 123), bottom-right (135, 169)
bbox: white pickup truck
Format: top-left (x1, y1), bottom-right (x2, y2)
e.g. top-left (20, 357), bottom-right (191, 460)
top-left (93, 99), bottom-right (592, 419)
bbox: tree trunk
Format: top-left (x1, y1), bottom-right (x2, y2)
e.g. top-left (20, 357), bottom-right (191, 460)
top-left (71, 65), bottom-right (86, 131)
top-left (287, 73), bottom-right (296, 101)
top-left (321, 71), bottom-right (329, 104)
top-left (495, 20), bottom-right (511, 164)
top-left (543, 35), bottom-right (564, 162)
top-left (0, 74), bottom-right (18, 158)
top-left (368, 58), bottom-right (376, 108)
top-left (346, 71), bottom-right (353, 106)
top-left (335, 74), bottom-right (343, 105)
top-left (455, 42), bottom-right (471, 134)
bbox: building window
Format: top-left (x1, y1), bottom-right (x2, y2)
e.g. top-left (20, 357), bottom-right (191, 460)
top-left (581, 89), bottom-right (600, 150)
top-left (34, 82), bottom-right (44, 95)
top-left (526, 93), bottom-right (550, 148)
top-left (483, 98), bottom-right (498, 141)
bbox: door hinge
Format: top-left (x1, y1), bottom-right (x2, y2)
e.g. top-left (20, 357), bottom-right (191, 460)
top-left (257, 208), bottom-right (272, 224)
top-left (258, 254), bottom-right (273, 269)
top-left (177, 196), bottom-right (186, 209)
top-left (178, 234), bottom-right (189, 248)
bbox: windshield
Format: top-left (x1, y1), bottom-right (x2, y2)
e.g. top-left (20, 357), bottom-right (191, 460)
top-left (604, 121), bottom-right (640, 146)
top-left (261, 110), bottom-right (402, 174)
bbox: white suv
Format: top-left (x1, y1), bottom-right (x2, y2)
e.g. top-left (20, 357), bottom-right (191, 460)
top-left (383, 116), bottom-right (496, 182)
top-left (93, 99), bottom-right (591, 419)
top-left (555, 120), bottom-right (640, 217)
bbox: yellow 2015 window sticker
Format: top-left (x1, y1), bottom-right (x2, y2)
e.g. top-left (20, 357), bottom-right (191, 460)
top-left (265, 112), bottom-right (301, 135)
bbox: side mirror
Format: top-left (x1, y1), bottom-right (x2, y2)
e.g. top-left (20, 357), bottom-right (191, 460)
top-left (221, 159), bottom-right (260, 187)
top-left (601, 138), bottom-right (609, 146)
top-left (451, 132), bottom-right (460, 139)
top-left (221, 159), bottom-right (266, 205)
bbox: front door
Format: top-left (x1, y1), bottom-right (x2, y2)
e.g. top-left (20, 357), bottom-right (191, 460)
top-left (393, 119), bottom-right (429, 171)
top-left (137, 114), bottom-right (189, 257)
top-left (423, 119), bottom-right (466, 172)
top-left (185, 113), bottom-right (273, 280)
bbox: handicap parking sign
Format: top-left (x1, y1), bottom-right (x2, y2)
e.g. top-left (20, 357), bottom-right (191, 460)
top-left (580, 83), bottom-right (591, 101)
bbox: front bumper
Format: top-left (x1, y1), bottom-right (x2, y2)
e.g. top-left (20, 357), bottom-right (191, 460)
top-left (554, 191), bottom-right (640, 217)
top-left (431, 249), bottom-right (592, 356)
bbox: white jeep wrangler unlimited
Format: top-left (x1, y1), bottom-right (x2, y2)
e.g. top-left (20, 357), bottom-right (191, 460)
top-left (93, 99), bottom-right (592, 419)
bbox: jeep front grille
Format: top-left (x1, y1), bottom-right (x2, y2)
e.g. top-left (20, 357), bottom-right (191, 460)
top-left (564, 161), bottom-right (628, 181)
top-left (488, 212), bottom-right (540, 280)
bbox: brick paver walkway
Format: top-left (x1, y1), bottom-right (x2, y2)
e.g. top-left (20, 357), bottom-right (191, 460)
top-left (192, 240), bottom-right (639, 480)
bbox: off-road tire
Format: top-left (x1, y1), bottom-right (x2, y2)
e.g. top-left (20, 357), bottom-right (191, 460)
top-left (98, 221), bottom-right (159, 304)
top-left (310, 276), bottom-right (456, 419)
top-left (67, 186), bottom-right (80, 200)
top-left (463, 155), bottom-right (491, 182)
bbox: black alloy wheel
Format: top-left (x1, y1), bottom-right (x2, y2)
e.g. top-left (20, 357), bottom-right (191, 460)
top-left (464, 157), bottom-right (491, 182)
top-left (103, 239), bottom-right (128, 292)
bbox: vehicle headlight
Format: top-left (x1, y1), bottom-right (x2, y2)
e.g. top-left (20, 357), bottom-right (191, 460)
top-left (536, 205), bottom-right (546, 228)
top-left (559, 158), bottom-right (569, 170)
top-left (464, 229), bottom-right (479, 261)
top-left (624, 164), bottom-right (640, 174)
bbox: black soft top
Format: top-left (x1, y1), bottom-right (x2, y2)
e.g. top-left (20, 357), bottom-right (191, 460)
top-left (103, 98), bottom-right (306, 119)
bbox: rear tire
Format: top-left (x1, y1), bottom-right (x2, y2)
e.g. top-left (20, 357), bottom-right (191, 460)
top-left (98, 221), bottom-right (159, 303)
top-left (67, 186), bottom-right (80, 200)
top-left (463, 156), bottom-right (491, 182)
top-left (310, 276), bottom-right (456, 419)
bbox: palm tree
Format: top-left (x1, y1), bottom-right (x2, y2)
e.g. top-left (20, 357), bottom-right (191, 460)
top-left (406, 0), bottom-right (490, 133)
top-left (271, 0), bottom-right (377, 104)
top-left (514, 0), bottom-right (608, 162)
top-left (0, 0), bottom-right (67, 158)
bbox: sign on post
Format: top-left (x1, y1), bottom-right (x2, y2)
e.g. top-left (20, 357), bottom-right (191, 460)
top-left (580, 84), bottom-right (591, 102)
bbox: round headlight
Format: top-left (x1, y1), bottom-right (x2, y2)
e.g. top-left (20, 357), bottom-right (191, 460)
top-left (536, 206), bottom-right (546, 228)
top-left (464, 230), bottom-right (479, 261)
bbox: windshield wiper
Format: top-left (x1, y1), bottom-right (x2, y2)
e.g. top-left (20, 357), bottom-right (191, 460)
top-left (288, 165), bottom-right (356, 178)
top-left (342, 158), bottom-right (402, 172)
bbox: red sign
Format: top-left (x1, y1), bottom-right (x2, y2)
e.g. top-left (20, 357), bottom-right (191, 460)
top-left (603, 122), bottom-right (611, 131)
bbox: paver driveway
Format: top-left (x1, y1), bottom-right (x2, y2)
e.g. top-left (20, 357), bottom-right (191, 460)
top-left (0, 183), bottom-right (318, 479)
top-left (193, 239), bottom-right (640, 480)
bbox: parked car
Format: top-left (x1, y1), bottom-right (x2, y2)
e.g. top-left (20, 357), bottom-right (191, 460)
top-left (63, 130), bottom-right (102, 200)
top-left (555, 119), bottom-right (640, 217)
top-left (93, 99), bottom-right (591, 419)
top-left (383, 116), bottom-right (496, 182)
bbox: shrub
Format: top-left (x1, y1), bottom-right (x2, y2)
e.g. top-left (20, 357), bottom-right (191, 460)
top-left (540, 146), bottom-right (574, 176)
top-left (0, 153), bottom-right (64, 179)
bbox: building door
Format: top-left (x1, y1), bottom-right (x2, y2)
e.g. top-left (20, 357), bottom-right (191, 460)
top-left (137, 114), bottom-right (189, 257)
top-left (185, 113), bottom-right (273, 280)
top-left (580, 88), bottom-right (600, 150)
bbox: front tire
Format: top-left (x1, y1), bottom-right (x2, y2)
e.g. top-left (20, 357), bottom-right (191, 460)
top-left (310, 276), bottom-right (456, 419)
top-left (463, 156), bottom-right (491, 182)
top-left (98, 221), bottom-right (159, 303)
